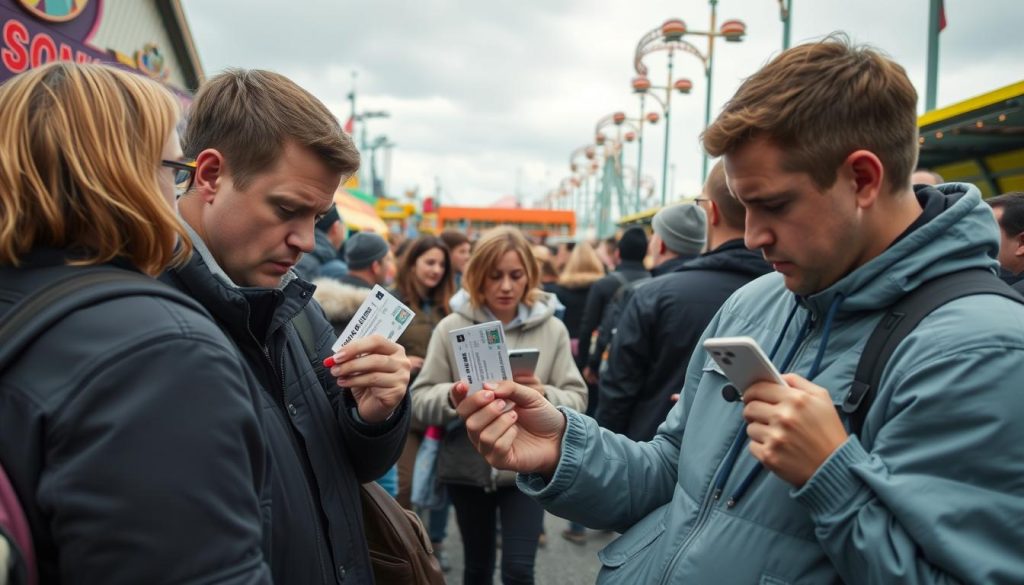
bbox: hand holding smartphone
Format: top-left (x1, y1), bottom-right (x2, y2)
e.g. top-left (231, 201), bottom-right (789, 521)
top-left (703, 336), bottom-right (787, 398)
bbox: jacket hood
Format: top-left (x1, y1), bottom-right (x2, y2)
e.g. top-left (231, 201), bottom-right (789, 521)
top-left (453, 289), bottom-right (557, 332)
top-left (311, 278), bottom-right (370, 327)
top-left (802, 183), bottom-right (1000, 318)
top-left (675, 240), bottom-right (772, 280)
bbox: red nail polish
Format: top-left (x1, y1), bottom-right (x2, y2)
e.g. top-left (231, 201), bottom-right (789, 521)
top-left (323, 356), bottom-right (335, 368)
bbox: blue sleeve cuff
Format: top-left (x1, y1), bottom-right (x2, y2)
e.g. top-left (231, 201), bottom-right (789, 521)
top-left (792, 435), bottom-right (872, 518)
top-left (516, 407), bottom-right (588, 502)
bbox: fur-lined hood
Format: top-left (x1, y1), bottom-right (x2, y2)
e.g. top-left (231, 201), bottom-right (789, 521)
top-left (311, 278), bottom-right (369, 333)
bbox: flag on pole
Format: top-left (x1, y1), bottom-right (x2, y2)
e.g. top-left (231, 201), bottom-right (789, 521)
top-left (939, 0), bottom-right (947, 32)
top-left (343, 115), bottom-right (355, 135)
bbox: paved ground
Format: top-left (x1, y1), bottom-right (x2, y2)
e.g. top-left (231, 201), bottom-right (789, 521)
top-left (439, 510), bottom-right (617, 585)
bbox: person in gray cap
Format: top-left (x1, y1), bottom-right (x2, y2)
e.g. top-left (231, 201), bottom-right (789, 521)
top-left (596, 160), bottom-right (770, 441)
top-left (649, 202), bottom-right (707, 276)
top-left (341, 231), bottom-right (392, 289)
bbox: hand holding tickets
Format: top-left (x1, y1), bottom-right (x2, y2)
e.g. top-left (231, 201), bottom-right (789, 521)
top-left (448, 320), bottom-right (512, 395)
top-left (331, 285), bottom-right (415, 352)
top-left (323, 285), bottom-right (415, 424)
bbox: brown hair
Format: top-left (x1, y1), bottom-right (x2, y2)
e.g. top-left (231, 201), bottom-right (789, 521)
top-left (558, 241), bottom-right (605, 287)
top-left (439, 229), bottom-right (470, 250)
top-left (702, 36), bottom-right (918, 192)
top-left (463, 227), bottom-right (540, 309)
top-left (705, 160), bottom-right (746, 230)
top-left (0, 62), bottom-right (189, 275)
top-left (394, 235), bottom-right (454, 314)
top-left (182, 68), bottom-right (360, 189)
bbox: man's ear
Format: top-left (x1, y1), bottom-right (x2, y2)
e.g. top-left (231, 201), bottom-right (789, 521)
top-left (1015, 232), bottom-right (1024, 258)
top-left (708, 200), bottom-right (721, 226)
top-left (659, 240), bottom-right (668, 255)
top-left (192, 149), bottom-right (227, 204)
top-left (844, 150), bottom-right (884, 209)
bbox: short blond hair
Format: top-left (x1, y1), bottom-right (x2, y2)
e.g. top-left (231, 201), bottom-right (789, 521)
top-left (0, 62), bottom-right (189, 275)
top-left (558, 241), bottom-right (604, 285)
top-left (463, 227), bottom-right (540, 309)
top-left (703, 36), bottom-right (918, 192)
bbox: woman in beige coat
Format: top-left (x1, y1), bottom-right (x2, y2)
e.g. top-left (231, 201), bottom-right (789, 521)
top-left (411, 226), bottom-right (586, 585)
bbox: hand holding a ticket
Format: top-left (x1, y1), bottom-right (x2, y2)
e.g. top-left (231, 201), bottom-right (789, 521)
top-left (324, 285), bottom-right (415, 424)
top-left (452, 380), bottom-right (566, 478)
top-left (326, 334), bottom-right (411, 423)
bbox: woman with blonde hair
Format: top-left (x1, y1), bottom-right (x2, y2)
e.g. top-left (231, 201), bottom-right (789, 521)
top-left (0, 63), bottom-right (270, 584)
top-left (551, 241), bottom-right (605, 361)
top-left (411, 226), bottom-right (586, 585)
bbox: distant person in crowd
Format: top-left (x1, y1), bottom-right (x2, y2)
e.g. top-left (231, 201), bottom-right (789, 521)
top-left (596, 236), bottom-right (618, 273)
top-left (588, 203), bottom-right (705, 423)
top-left (0, 62), bottom-right (271, 584)
top-left (648, 202), bottom-right (706, 275)
top-left (294, 203), bottom-right (348, 280)
top-left (532, 244), bottom-right (560, 294)
top-left (547, 240), bottom-right (607, 544)
top-left (597, 162), bottom-right (771, 441)
top-left (551, 242), bottom-right (607, 369)
top-left (552, 239), bottom-right (575, 272)
top-left (388, 235), bottom-right (456, 569)
top-left (341, 231), bottom-right (392, 289)
top-left (411, 227), bottom-right (586, 585)
top-left (577, 227), bottom-right (649, 385)
top-left (452, 37), bottom-right (1024, 584)
top-left (388, 231), bottom-right (407, 255)
top-left (164, 68), bottom-right (411, 585)
top-left (985, 191), bottom-right (1024, 292)
top-left (440, 230), bottom-right (472, 290)
top-left (911, 167), bottom-right (944, 186)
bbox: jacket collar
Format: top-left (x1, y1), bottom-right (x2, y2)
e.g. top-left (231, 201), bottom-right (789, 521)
top-left (167, 226), bottom-right (315, 346)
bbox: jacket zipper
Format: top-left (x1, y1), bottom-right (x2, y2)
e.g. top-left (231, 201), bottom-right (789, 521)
top-left (263, 338), bottom-right (331, 584)
top-left (657, 431), bottom-right (737, 585)
top-left (658, 312), bottom-right (822, 582)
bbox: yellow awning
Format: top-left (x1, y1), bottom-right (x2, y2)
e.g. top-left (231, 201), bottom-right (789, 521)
top-left (334, 190), bottom-right (388, 234)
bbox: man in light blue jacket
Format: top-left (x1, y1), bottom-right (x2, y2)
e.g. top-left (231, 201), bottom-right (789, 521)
top-left (450, 37), bottom-right (1024, 584)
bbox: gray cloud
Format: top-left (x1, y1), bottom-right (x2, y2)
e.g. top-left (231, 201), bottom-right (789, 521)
top-left (182, 0), bottom-right (1024, 207)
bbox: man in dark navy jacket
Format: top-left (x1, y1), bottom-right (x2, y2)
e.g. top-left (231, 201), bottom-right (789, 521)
top-left (164, 69), bottom-right (411, 585)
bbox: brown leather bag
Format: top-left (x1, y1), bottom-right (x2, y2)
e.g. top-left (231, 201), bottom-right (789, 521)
top-left (360, 483), bottom-right (446, 584)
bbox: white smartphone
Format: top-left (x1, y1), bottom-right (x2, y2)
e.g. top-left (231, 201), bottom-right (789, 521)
top-left (508, 348), bottom-right (540, 378)
top-left (703, 336), bottom-right (787, 396)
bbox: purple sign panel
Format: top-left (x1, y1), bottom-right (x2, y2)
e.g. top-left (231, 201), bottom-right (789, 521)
top-left (0, 0), bottom-right (109, 83)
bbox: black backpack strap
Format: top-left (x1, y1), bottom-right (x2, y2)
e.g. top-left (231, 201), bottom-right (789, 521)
top-left (0, 268), bottom-right (207, 373)
top-left (843, 269), bottom-right (1024, 437)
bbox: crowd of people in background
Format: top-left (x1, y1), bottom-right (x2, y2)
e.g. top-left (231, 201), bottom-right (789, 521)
top-left (4, 35), bottom-right (1024, 585)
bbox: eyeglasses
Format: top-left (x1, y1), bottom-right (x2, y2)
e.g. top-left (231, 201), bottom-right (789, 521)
top-left (693, 197), bottom-right (710, 205)
top-left (161, 160), bottom-right (196, 198)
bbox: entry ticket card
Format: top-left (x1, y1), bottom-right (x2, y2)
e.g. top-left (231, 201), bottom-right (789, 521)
top-left (331, 285), bottom-right (415, 352)
top-left (449, 320), bottom-right (512, 394)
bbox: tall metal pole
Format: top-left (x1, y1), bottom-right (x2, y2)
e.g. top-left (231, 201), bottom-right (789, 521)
top-left (636, 94), bottom-right (646, 213)
top-left (702, 0), bottom-right (719, 183)
top-left (661, 49), bottom-right (674, 206)
top-left (782, 0), bottom-right (792, 50)
top-left (925, 0), bottom-right (941, 111)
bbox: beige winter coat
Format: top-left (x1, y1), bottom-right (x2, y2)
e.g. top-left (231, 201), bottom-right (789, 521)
top-left (410, 290), bottom-right (587, 489)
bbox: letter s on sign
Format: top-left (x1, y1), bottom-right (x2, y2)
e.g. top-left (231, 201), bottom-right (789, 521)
top-left (2, 19), bottom-right (30, 73)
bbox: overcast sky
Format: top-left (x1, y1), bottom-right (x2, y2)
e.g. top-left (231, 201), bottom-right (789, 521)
top-left (181, 0), bottom-right (1024, 211)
